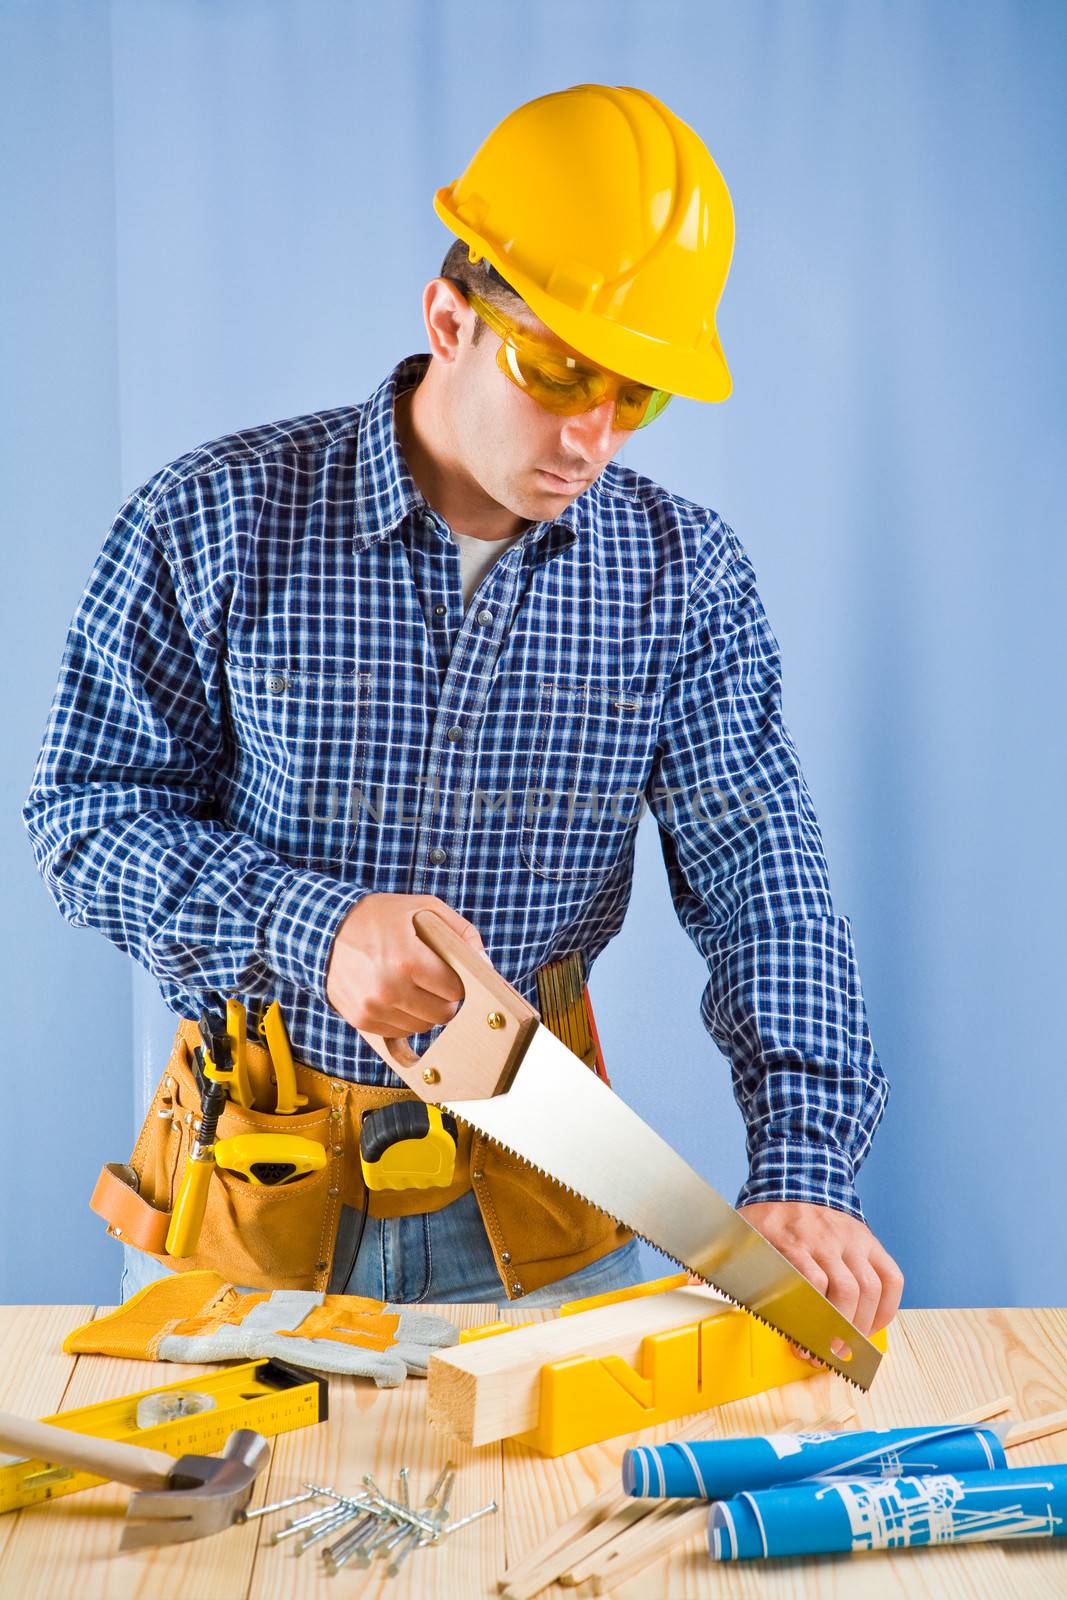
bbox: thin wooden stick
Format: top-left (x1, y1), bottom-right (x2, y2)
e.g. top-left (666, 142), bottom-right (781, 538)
top-left (568, 1407), bottom-right (852, 1587)
top-left (566, 1501), bottom-right (701, 1586)
top-left (591, 1504), bottom-right (711, 1595)
top-left (501, 1422), bottom-right (743, 1597)
top-left (497, 1481), bottom-right (618, 1590)
top-left (948, 1394), bottom-right (1013, 1426)
top-left (498, 1409), bottom-right (726, 1592)
top-left (500, 1404), bottom-right (858, 1598)
top-left (1005, 1406), bottom-right (1067, 1447)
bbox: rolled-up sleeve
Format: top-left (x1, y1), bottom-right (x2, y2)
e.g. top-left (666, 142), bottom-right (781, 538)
top-left (644, 521), bottom-right (888, 1222)
top-left (21, 490), bottom-right (366, 1014)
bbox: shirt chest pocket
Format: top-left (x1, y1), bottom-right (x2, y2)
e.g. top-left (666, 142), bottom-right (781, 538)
top-left (519, 679), bottom-right (661, 883)
top-left (220, 659), bottom-right (371, 870)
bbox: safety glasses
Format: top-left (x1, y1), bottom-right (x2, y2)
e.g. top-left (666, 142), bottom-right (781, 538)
top-left (461, 288), bottom-right (673, 430)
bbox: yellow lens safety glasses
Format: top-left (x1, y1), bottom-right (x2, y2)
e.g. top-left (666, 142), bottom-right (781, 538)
top-left (464, 290), bottom-right (673, 431)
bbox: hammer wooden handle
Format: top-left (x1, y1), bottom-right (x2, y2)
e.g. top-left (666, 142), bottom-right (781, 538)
top-left (358, 909), bottom-right (541, 1101)
top-left (0, 1410), bottom-right (175, 1491)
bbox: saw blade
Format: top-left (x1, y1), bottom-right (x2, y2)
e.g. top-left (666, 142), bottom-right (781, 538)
top-left (443, 1026), bottom-right (881, 1389)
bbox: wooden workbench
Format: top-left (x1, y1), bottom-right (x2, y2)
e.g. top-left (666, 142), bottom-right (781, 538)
top-left (1, 1303), bottom-right (1066, 1597)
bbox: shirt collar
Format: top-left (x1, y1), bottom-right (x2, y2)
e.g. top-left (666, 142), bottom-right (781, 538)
top-left (353, 352), bottom-right (585, 562)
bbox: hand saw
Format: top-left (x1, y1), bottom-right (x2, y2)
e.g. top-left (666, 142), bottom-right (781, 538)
top-left (358, 910), bottom-right (882, 1390)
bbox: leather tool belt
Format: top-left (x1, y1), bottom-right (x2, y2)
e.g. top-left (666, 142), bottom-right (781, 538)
top-left (90, 993), bottom-right (630, 1298)
top-left (90, 1015), bottom-right (476, 1291)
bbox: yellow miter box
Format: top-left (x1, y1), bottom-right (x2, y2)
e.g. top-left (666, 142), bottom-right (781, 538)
top-left (460, 1272), bottom-right (888, 1458)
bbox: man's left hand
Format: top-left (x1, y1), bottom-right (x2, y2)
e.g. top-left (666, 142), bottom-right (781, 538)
top-left (690, 1200), bottom-right (904, 1367)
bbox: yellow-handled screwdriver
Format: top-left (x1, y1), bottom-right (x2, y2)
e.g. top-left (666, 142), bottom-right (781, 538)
top-left (165, 1014), bottom-right (230, 1257)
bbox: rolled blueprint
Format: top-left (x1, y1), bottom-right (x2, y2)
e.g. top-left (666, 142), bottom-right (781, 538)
top-left (708, 1463), bottom-right (1067, 1560)
top-left (623, 1424), bottom-right (1007, 1500)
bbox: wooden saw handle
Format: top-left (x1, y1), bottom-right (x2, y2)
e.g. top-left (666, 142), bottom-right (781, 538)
top-left (0, 1410), bottom-right (176, 1491)
top-left (357, 909), bottom-right (540, 1101)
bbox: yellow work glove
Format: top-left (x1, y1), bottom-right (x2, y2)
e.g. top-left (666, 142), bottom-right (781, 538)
top-left (64, 1270), bottom-right (459, 1388)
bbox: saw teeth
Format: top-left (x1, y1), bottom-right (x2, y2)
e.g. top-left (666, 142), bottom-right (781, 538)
top-left (455, 1114), bottom-right (866, 1391)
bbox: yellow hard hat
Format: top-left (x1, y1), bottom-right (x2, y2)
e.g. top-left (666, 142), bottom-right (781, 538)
top-left (434, 83), bottom-right (734, 402)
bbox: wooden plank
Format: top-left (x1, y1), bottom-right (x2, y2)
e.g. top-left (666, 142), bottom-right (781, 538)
top-left (427, 1286), bottom-right (730, 1445)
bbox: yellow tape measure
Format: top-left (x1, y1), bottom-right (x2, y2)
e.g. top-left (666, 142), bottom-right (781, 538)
top-left (0, 1357), bottom-right (326, 1514)
top-left (359, 1102), bottom-right (458, 1191)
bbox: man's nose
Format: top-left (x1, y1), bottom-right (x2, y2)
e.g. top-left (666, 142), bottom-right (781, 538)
top-left (560, 397), bottom-right (618, 461)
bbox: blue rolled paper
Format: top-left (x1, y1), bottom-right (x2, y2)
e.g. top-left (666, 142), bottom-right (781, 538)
top-left (708, 1463), bottom-right (1067, 1559)
top-left (623, 1425), bottom-right (1006, 1500)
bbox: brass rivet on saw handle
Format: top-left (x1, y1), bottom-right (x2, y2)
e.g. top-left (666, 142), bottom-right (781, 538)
top-left (422, 1067), bottom-right (440, 1085)
top-left (486, 1011), bottom-right (505, 1029)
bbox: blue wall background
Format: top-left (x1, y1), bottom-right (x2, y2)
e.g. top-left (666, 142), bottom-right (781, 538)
top-left (4, 0), bottom-right (1065, 1309)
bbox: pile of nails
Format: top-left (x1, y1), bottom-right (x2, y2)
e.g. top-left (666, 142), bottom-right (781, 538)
top-left (237, 1460), bottom-right (498, 1577)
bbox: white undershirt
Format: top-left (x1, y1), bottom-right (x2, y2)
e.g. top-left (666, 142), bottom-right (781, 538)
top-left (450, 527), bottom-right (526, 610)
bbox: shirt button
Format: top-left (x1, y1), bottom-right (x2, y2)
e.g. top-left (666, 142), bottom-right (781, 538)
top-left (475, 608), bottom-right (493, 626)
top-left (429, 846), bottom-right (447, 864)
top-left (433, 604), bottom-right (447, 616)
top-left (446, 726), bottom-right (463, 742)
top-left (265, 672), bottom-right (288, 694)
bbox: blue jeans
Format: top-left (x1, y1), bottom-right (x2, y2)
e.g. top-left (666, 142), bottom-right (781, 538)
top-left (119, 1187), bottom-right (644, 1308)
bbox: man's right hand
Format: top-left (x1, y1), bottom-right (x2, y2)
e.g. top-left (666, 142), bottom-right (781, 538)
top-left (325, 893), bottom-right (488, 1038)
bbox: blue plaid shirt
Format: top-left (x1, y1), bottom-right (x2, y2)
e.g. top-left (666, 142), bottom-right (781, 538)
top-left (22, 352), bottom-right (888, 1221)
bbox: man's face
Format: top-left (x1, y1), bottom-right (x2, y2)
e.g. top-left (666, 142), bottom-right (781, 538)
top-left (444, 287), bottom-right (636, 520)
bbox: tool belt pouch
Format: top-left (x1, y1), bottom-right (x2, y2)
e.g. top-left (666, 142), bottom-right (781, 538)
top-left (90, 1017), bottom-right (350, 1291)
top-left (90, 1016), bottom-right (480, 1292)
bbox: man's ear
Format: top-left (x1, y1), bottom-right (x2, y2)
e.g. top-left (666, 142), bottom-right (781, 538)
top-left (422, 277), bottom-right (472, 364)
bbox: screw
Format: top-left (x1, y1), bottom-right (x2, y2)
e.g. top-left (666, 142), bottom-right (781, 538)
top-left (376, 1518), bottom-right (416, 1560)
top-left (298, 1500), bottom-right (371, 1551)
top-left (362, 1474), bottom-right (439, 1536)
top-left (487, 1011), bottom-right (505, 1029)
top-left (236, 1486), bottom-right (322, 1522)
top-left (322, 1510), bottom-right (386, 1573)
top-left (438, 1499), bottom-right (499, 1539)
top-left (270, 1503), bottom-right (345, 1543)
top-left (424, 1459), bottom-right (457, 1507)
top-left (302, 1480), bottom-right (349, 1499)
top-left (422, 1066), bottom-right (440, 1085)
top-left (386, 1525), bottom-right (424, 1575)
top-left (350, 1514), bottom-right (401, 1567)
top-left (433, 1467), bottom-right (457, 1526)
top-left (265, 1488), bottom-right (367, 1542)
